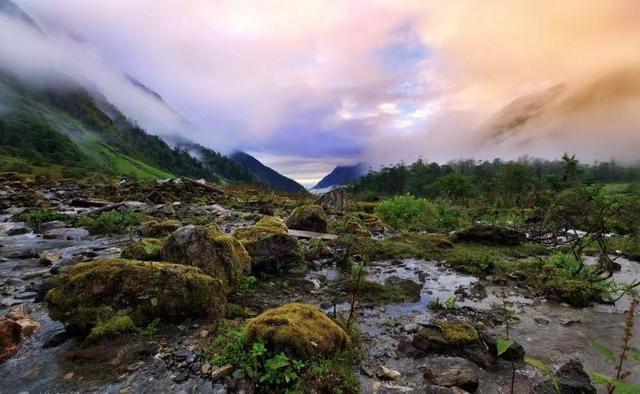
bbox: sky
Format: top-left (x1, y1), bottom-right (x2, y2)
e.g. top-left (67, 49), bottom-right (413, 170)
top-left (4, 0), bottom-right (640, 186)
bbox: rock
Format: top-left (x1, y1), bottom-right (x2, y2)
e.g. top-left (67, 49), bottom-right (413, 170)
top-left (316, 188), bottom-right (346, 214)
top-left (285, 205), bottom-right (328, 233)
top-left (343, 219), bottom-right (372, 237)
top-left (140, 220), bottom-right (181, 237)
top-left (37, 221), bottom-right (67, 233)
top-left (45, 259), bottom-right (226, 332)
top-left (423, 357), bottom-right (480, 393)
top-left (121, 238), bottom-right (164, 261)
top-left (384, 276), bottom-right (422, 302)
top-left (481, 333), bottom-right (526, 361)
top-left (0, 317), bottom-right (21, 362)
top-left (7, 224), bottom-right (28, 236)
top-left (233, 217), bottom-right (304, 273)
top-left (161, 225), bottom-right (251, 291)
top-left (211, 364), bottom-right (234, 380)
top-left (451, 223), bottom-right (524, 246)
top-left (555, 359), bottom-right (596, 394)
top-left (376, 365), bottom-right (401, 380)
top-left (412, 322), bottom-right (480, 353)
top-left (8, 248), bottom-right (39, 259)
top-left (43, 227), bottom-right (90, 241)
top-left (247, 303), bottom-right (350, 359)
top-left (15, 319), bottom-right (40, 336)
top-left (6, 304), bottom-right (31, 320)
top-left (39, 251), bottom-right (62, 265)
top-left (70, 198), bottom-right (110, 207)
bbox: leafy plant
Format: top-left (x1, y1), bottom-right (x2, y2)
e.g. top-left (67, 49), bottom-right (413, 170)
top-left (140, 318), bottom-right (160, 338)
top-left (233, 276), bottom-right (257, 296)
top-left (76, 209), bottom-right (141, 234)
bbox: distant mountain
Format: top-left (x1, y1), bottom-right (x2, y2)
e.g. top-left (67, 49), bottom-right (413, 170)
top-left (312, 163), bottom-right (367, 190)
top-left (230, 151), bottom-right (306, 193)
top-left (482, 65), bottom-right (640, 144)
top-left (175, 141), bottom-right (256, 185)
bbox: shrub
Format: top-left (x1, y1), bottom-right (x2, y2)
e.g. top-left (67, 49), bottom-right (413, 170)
top-left (77, 209), bottom-right (141, 234)
top-left (374, 194), bottom-right (469, 232)
top-left (15, 209), bottom-right (71, 228)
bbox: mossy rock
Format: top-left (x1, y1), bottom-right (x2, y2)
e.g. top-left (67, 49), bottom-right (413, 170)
top-left (247, 303), bottom-right (350, 359)
top-left (285, 205), bottom-right (328, 233)
top-left (355, 212), bottom-right (388, 234)
top-left (233, 217), bottom-right (304, 273)
top-left (342, 277), bottom-right (421, 304)
top-left (343, 219), bottom-right (372, 237)
top-left (46, 259), bottom-right (226, 332)
top-left (161, 225), bottom-right (251, 292)
top-left (140, 219), bottom-right (181, 237)
top-left (412, 321), bottom-right (479, 353)
top-left (89, 312), bottom-right (137, 339)
top-left (121, 238), bottom-right (164, 261)
top-left (451, 223), bottom-right (524, 246)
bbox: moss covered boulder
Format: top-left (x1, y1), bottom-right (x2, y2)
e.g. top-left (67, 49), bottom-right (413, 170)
top-left (451, 223), bottom-right (524, 246)
top-left (285, 205), bottom-right (328, 233)
top-left (247, 303), bottom-right (350, 359)
top-left (161, 224), bottom-right (251, 291)
top-left (344, 219), bottom-right (372, 237)
top-left (46, 259), bottom-right (226, 332)
top-left (140, 219), bottom-right (181, 237)
top-left (233, 217), bottom-right (304, 273)
top-left (121, 238), bottom-right (164, 261)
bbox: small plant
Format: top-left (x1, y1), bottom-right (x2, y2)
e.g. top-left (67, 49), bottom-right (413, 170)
top-left (592, 297), bottom-right (640, 393)
top-left (346, 262), bottom-right (364, 329)
top-left (140, 318), bottom-right (160, 338)
top-left (233, 275), bottom-right (257, 296)
top-left (15, 208), bottom-right (70, 228)
top-left (76, 209), bottom-right (141, 234)
top-left (429, 296), bottom-right (457, 311)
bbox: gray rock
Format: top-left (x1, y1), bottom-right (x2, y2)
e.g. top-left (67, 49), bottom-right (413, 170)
top-left (43, 227), bottom-right (90, 241)
top-left (423, 357), bottom-right (480, 393)
top-left (555, 359), bottom-right (596, 394)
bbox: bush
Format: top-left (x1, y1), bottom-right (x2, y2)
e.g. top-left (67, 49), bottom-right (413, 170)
top-left (15, 209), bottom-right (71, 228)
top-left (374, 194), bottom-right (469, 232)
top-left (77, 209), bottom-right (141, 234)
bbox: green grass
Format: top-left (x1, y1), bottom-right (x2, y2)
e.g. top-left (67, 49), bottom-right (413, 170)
top-left (86, 142), bottom-right (173, 180)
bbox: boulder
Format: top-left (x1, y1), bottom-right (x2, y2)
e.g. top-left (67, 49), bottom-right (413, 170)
top-left (43, 227), bottom-right (90, 241)
top-left (39, 251), bottom-right (62, 266)
top-left (15, 319), bottom-right (40, 336)
top-left (46, 259), bottom-right (226, 332)
top-left (232, 217), bottom-right (304, 273)
top-left (140, 219), bottom-right (181, 237)
top-left (121, 238), bottom-right (164, 261)
top-left (8, 248), bottom-right (39, 259)
top-left (0, 317), bottom-right (21, 362)
top-left (6, 304), bottom-right (31, 320)
top-left (247, 303), bottom-right (350, 359)
top-left (37, 220), bottom-right (67, 233)
top-left (7, 224), bottom-right (28, 236)
top-left (70, 198), bottom-right (110, 208)
top-left (384, 276), bottom-right (422, 302)
top-left (316, 189), bottom-right (346, 214)
top-left (555, 359), bottom-right (596, 394)
top-left (481, 333), bottom-right (526, 361)
top-left (285, 205), bottom-right (328, 233)
top-left (451, 223), bottom-right (524, 246)
top-left (343, 219), bottom-right (372, 237)
top-left (423, 357), bottom-right (480, 393)
top-left (161, 225), bottom-right (251, 291)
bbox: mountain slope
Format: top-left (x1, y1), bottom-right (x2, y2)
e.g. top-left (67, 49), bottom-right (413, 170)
top-left (312, 163), bottom-right (367, 190)
top-left (230, 151), bottom-right (306, 193)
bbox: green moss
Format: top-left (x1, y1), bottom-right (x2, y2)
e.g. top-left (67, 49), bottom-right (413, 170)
top-left (438, 321), bottom-right (479, 344)
top-left (46, 258), bottom-right (226, 332)
top-left (285, 205), bottom-right (328, 233)
top-left (140, 219), bottom-right (181, 237)
top-left (338, 277), bottom-right (420, 304)
top-left (76, 210), bottom-right (141, 234)
top-left (343, 219), bottom-right (372, 237)
top-left (247, 303), bottom-right (350, 359)
top-left (121, 238), bottom-right (164, 261)
top-left (88, 312), bottom-right (137, 339)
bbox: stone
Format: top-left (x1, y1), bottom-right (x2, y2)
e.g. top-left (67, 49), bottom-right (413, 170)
top-left (43, 227), bottom-right (90, 241)
top-left (285, 205), bottom-right (328, 233)
top-left (233, 217), bottom-right (304, 273)
top-left (481, 333), bottom-right (526, 361)
top-left (39, 251), bottom-right (62, 265)
top-left (121, 238), bottom-right (164, 261)
top-left (37, 221), bottom-right (67, 233)
top-left (247, 303), bottom-right (350, 359)
top-left (45, 259), bottom-right (226, 332)
top-left (315, 188), bottom-right (346, 214)
top-left (555, 359), bottom-right (596, 394)
top-left (6, 304), bottom-right (31, 320)
top-left (70, 198), bottom-right (110, 207)
top-left (8, 248), bottom-right (39, 259)
top-left (343, 219), bottom-right (372, 237)
top-left (161, 225), bottom-right (251, 291)
top-left (7, 224), bottom-right (28, 236)
top-left (210, 364), bottom-right (234, 380)
top-left (423, 357), bottom-right (480, 393)
top-left (376, 365), bottom-right (401, 380)
top-left (0, 317), bottom-right (21, 362)
top-left (384, 276), bottom-right (422, 302)
top-left (140, 220), bottom-right (181, 237)
top-left (451, 223), bottom-right (524, 246)
top-left (15, 319), bottom-right (40, 336)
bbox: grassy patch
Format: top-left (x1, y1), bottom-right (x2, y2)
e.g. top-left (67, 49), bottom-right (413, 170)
top-left (77, 209), bottom-right (141, 234)
top-left (15, 208), bottom-right (72, 228)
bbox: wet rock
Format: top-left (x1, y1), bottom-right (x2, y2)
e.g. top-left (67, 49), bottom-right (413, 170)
top-left (247, 303), bottom-right (350, 359)
top-left (451, 223), bottom-right (524, 246)
top-left (39, 251), bottom-right (62, 265)
top-left (70, 198), bottom-right (110, 207)
top-left (0, 317), bottom-right (21, 362)
top-left (233, 217), bottom-right (304, 273)
top-left (7, 224), bottom-right (28, 236)
top-left (140, 219), bottom-right (181, 237)
top-left (46, 259), bottom-right (226, 332)
top-left (43, 227), bottom-right (90, 241)
top-left (285, 205), bottom-right (328, 233)
top-left (37, 220), bottom-right (67, 233)
top-left (376, 365), bottom-right (401, 380)
top-left (481, 333), bottom-right (526, 361)
top-left (316, 188), bottom-right (346, 214)
top-left (161, 224), bottom-right (251, 291)
top-left (423, 357), bottom-right (480, 393)
top-left (15, 318), bottom-right (40, 336)
top-left (121, 238), bottom-right (164, 261)
top-left (6, 304), bottom-right (31, 320)
top-left (211, 364), bottom-right (234, 380)
top-left (555, 359), bottom-right (596, 394)
top-left (8, 248), bottom-right (39, 259)
top-left (384, 276), bottom-right (422, 302)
